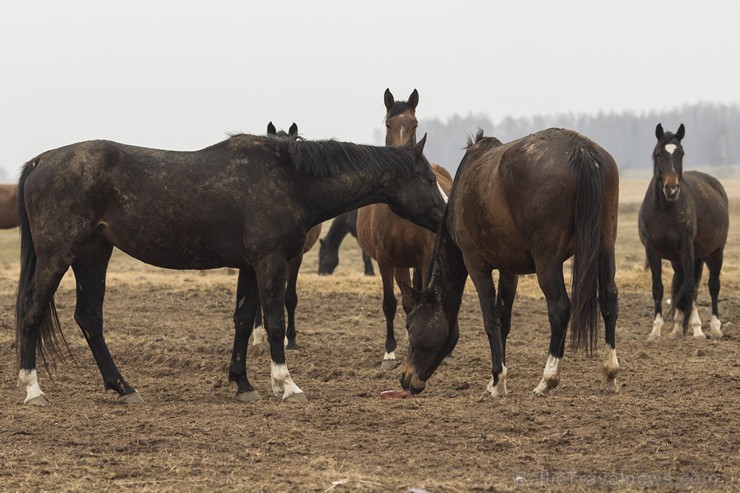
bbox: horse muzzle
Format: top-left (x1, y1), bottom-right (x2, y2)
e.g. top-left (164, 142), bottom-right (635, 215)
top-left (400, 363), bottom-right (427, 394)
top-left (663, 184), bottom-right (680, 201)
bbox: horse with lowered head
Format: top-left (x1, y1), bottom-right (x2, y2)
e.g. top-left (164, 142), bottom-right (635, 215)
top-left (357, 88), bottom-right (453, 370)
top-left (317, 210), bottom-right (375, 276)
top-left (15, 132), bottom-right (446, 406)
top-left (640, 123), bottom-right (727, 341)
top-left (399, 128), bottom-right (620, 398)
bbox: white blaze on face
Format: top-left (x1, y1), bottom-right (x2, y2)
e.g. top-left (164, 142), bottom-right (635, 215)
top-left (664, 144), bottom-right (677, 154)
top-left (270, 361), bottom-right (303, 399)
top-left (437, 182), bottom-right (449, 203)
top-left (18, 369), bottom-right (45, 404)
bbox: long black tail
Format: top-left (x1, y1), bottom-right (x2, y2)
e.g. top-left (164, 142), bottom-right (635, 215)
top-left (569, 144), bottom-right (605, 355)
top-left (15, 160), bottom-right (66, 373)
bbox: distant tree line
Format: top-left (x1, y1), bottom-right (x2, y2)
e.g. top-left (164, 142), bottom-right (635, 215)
top-left (375, 102), bottom-right (740, 176)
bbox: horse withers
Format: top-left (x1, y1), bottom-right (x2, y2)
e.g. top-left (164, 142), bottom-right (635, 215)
top-left (251, 122), bottom-right (322, 350)
top-left (15, 133), bottom-right (445, 406)
top-left (399, 129), bottom-right (620, 398)
top-left (640, 124), bottom-right (728, 341)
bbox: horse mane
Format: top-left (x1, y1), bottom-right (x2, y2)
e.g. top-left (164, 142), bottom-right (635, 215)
top-left (465, 129), bottom-right (502, 149)
top-left (285, 139), bottom-right (418, 178)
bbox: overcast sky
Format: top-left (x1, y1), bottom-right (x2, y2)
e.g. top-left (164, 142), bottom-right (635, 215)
top-left (1, 0), bottom-right (738, 179)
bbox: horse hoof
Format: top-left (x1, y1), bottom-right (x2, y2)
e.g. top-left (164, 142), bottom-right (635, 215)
top-left (285, 340), bottom-right (301, 351)
top-left (235, 390), bottom-right (262, 403)
top-left (668, 331), bottom-right (682, 340)
top-left (441, 355), bottom-right (454, 365)
top-left (120, 391), bottom-right (144, 404)
top-left (380, 359), bottom-right (399, 371)
top-left (283, 392), bottom-right (308, 404)
top-left (707, 328), bottom-right (723, 340)
top-left (693, 332), bottom-right (707, 340)
top-left (603, 378), bottom-right (620, 394)
top-left (647, 333), bottom-right (661, 342)
top-left (532, 387), bottom-right (549, 397)
top-left (26, 395), bottom-right (50, 407)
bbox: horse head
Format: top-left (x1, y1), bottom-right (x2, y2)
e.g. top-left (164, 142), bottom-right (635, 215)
top-left (384, 88), bottom-right (419, 147)
top-left (653, 123), bottom-right (686, 202)
top-left (398, 281), bottom-right (459, 395)
top-left (267, 122), bottom-right (300, 140)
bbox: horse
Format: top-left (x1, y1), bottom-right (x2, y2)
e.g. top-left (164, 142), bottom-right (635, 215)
top-left (317, 210), bottom-right (375, 276)
top-left (15, 133), bottom-right (446, 406)
top-left (399, 128), bottom-right (620, 398)
top-left (0, 184), bottom-right (19, 229)
top-left (250, 122), bottom-right (323, 350)
top-left (640, 124), bottom-right (727, 341)
top-left (356, 88), bottom-right (453, 370)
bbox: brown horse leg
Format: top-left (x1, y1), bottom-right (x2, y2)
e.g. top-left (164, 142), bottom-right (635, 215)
top-left (468, 267), bottom-right (507, 397)
top-left (645, 246), bottom-right (664, 341)
top-left (362, 249), bottom-right (375, 276)
top-left (72, 240), bottom-right (141, 403)
top-left (598, 246), bottom-right (620, 392)
top-left (705, 249), bottom-right (724, 339)
top-left (230, 267), bottom-right (261, 402)
top-left (254, 256), bottom-right (305, 402)
top-left (496, 272), bottom-right (519, 360)
top-left (380, 263), bottom-right (399, 370)
top-left (285, 255), bottom-right (302, 350)
top-left (533, 262), bottom-right (570, 397)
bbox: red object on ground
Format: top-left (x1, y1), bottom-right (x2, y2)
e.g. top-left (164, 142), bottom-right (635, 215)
top-left (380, 389), bottom-right (413, 399)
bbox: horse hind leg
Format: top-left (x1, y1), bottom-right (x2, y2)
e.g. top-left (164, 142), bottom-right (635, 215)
top-left (533, 262), bottom-right (569, 397)
top-left (705, 250), bottom-right (724, 339)
top-left (598, 246), bottom-right (620, 393)
top-left (284, 255), bottom-right (302, 350)
top-left (72, 241), bottom-right (142, 403)
top-left (379, 263), bottom-right (399, 370)
top-left (231, 267), bottom-right (262, 403)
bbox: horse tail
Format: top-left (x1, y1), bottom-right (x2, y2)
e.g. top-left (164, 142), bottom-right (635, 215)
top-left (15, 160), bottom-right (66, 373)
top-left (569, 144), bottom-right (605, 355)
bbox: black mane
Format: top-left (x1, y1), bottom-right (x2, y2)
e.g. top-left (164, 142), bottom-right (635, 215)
top-left (465, 129), bottom-right (502, 149)
top-left (285, 139), bottom-right (417, 178)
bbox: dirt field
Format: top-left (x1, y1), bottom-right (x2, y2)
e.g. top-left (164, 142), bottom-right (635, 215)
top-left (0, 180), bottom-right (738, 491)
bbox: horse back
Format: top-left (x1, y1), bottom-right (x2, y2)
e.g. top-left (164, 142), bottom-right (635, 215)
top-left (684, 171), bottom-right (729, 255)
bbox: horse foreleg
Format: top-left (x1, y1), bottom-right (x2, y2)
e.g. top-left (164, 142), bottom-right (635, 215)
top-left (706, 249), bottom-right (724, 339)
top-left (598, 246), bottom-right (620, 393)
top-left (533, 262), bottom-right (570, 397)
top-left (646, 247), bottom-right (664, 341)
top-left (285, 255), bottom-right (302, 350)
top-left (230, 268), bottom-right (261, 402)
top-left (668, 262), bottom-right (685, 338)
top-left (255, 258), bottom-right (306, 403)
top-left (380, 263), bottom-right (399, 370)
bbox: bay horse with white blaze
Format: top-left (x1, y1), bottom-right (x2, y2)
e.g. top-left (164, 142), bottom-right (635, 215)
top-left (357, 88), bottom-right (453, 370)
top-left (15, 133), bottom-right (446, 406)
top-left (400, 129), bottom-right (620, 397)
top-left (0, 184), bottom-right (19, 229)
top-left (317, 210), bottom-right (375, 276)
top-left (251, 122), bottom-right (322, 350)
top-left (640, 124), bottom-right (727, 341)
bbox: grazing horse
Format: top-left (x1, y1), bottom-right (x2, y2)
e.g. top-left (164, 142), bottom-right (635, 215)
top-left (0, 184), bottom-right (19, 229)
top-left (357, 88), bottom-right (452, 370)
top-left (399, 129), bottom-right (620, 397)
top-left (251, 122), bottom-right (323, 350)
top-left (640, 124), bottom-right (727, 341)
top-left (15, 134), bottom-right (446, 406)
top-left (317, 210), bottom-right (375, 276)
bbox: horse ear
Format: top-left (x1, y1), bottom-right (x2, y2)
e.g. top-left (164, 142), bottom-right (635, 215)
top-left (289, 123), bottom-right (298, 139)
top-left (384, 88), bottom-right (395, 111)
top-left (676, 123), bottom-right (685, 141)
top-left (414, 133), bottom-right (428, 157)
top-left (267, 122), bottom-right (277, 136)
top-left (408, 89), bottom-right (419, 110)
top-left (398, 281), bottom-right (420, 306)
top-left (655, 123), bottom-right (664, 141)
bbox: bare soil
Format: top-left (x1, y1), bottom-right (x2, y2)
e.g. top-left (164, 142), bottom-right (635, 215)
top-left (0, 180), bottom-right (738, 491)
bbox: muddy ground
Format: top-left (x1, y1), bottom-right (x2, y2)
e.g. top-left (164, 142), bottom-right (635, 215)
top-left (0, 180), bottom-right (737, 491)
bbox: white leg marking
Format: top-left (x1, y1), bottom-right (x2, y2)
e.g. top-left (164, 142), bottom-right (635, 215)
top-left (603, 346), bottom-right (620, 393)
top-left (670, 309), bottom-right (684, 338)
top-left (270, 361), bottom-right (304, 400)
top-left (708, 315), bottom-right (723, 339)
top-left (486, 364), bottom-right (508, 397)
top-left (383, 351), bottom-right (397, 361)
top-left (664, 144), bottom-right (677, 154)
top-left (690, 302), bottom-right (705, 339)
top-left (251, 325), bottom-right (267, 345)
top-left (437, 182), bottom-right (449, 203)
top-left (533, 355), bottom-right (561, 396)
top-left (18, 369), bottom-right (45, 404)
top-left (648, 313), bottom-right (664, 341)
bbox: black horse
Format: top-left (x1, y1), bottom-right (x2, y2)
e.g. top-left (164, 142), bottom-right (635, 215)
top-left (640, 124), bottom-right (728, 341)
top-left (317, 210), bottom-right (375, 276)
top-left (399, 129), bottom-right (620, 398)
top-left (15, 133), bottom-right (446, 406)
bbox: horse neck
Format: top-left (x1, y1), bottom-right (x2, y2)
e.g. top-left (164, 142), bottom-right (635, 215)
top-left (305, 171), bottom-right (394, 225)
top-left (324, 215), bottom-right (351, 248)
top-left (426, 213), bottom-right (468, 318)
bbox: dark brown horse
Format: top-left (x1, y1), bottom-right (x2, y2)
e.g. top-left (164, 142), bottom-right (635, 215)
top-left (399, 129), bottom-right (620, 397)
top-left (357, 88), bottom-right (453, 370)
top-left (0, 184), bottom-right (19, 229)
top-left (640, 124), bottom-right (727, 341)
top-left (251, 122), bottom-right (322, 350)
top-left (317, 210), bottom-right (375, 276)
top-left (15, 134), bottom-right (446, 406)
